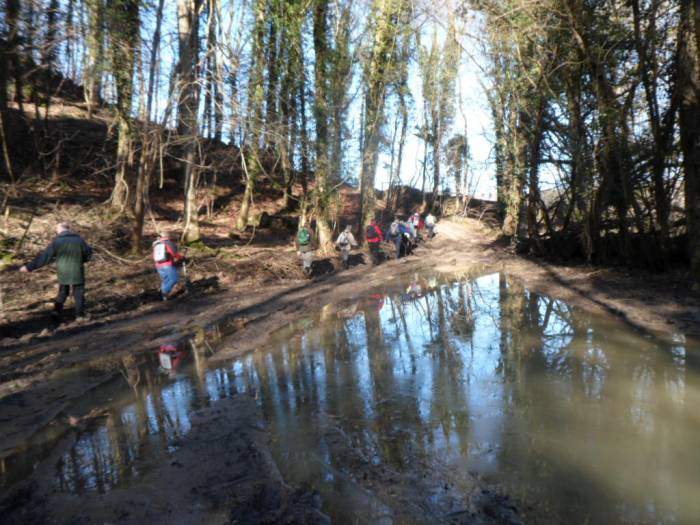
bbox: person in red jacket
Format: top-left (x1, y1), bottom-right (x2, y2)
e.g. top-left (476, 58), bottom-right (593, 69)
top-left (152, 231), bottom-right (185, 300)
top-left (365, 218), bottom-right (384, 265)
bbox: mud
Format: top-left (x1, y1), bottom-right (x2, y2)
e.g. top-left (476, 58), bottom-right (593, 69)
top-left (1, 396), bottom-right (330, 524)
top-left (1, 218), bottom-right (699, 523)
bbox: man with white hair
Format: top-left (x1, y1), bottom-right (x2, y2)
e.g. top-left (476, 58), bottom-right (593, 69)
top-left (19, 222), bottom-right (93, 321)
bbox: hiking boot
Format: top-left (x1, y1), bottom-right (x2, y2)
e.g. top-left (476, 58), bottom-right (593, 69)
top-left (75, 314), bottom-right (91, 323)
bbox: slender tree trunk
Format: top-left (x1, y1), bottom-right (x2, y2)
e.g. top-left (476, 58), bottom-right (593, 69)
top-left (203, 0), bottom-right (218, 138)
top-left (146, 0), bottom-right (165, 121)
top-left (265, 1), bottom-right (279, 134)
top-left (84, 0), bottom-right (104, 117)
top-left (298, 65), bottom-right (310, 195)
top-left (65, 0), bottom-right (76, 78)
top-left (359, 0), bottom-right (406, 231)
top-left (213, 0), bottom-right (224, 142)
top-left (236, 0), bottom-right (265, 230)
top-left (565, 71), bottom-right (593, 260)
top-left (489, 92), bottom-right (507, 220)
top-left (678, 0), bottom-right (700, 276)
top-left (178, 0), bottom-right (202, 242)
top-left (526, 95), bottom-right (546, 245)
top-left (131, 137), bottom-right (150, 254)
top-left (5, 0), bottom-right (22, 109)
top-left (313, 0), bottom-right (334, 253)
top-left (631, 0), bottom-right (672, 246)
top-left (44, 0), bottom-right (59, 72)
top-left (108, 0), bottom-right (140, 214)
top-left (502, 99), bottom-right (522, 238)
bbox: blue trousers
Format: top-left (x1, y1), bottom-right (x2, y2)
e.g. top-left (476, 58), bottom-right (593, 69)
top-left (157, 265), bottom-right (179, 295)
top-left (392, 235), bottom-right (402, 258)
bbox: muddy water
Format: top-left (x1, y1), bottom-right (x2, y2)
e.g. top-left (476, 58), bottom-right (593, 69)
top-left (2, 271), bottom-right (700, 523)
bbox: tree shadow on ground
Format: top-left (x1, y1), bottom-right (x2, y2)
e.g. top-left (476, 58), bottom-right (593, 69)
top-left (0, 276), bottom-right (221, 345)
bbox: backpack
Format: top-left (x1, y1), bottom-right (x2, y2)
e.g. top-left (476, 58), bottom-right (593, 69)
top-left (153, 241), bottom-right (170, 263)
top-left (390, 222), bottom-right (399, 236)
top-left (298, 228), bottom-right (311, 246)
top-left (338, 232), bottom-right (349, 247)
top-left (366, 225), bottom-right (379, 241)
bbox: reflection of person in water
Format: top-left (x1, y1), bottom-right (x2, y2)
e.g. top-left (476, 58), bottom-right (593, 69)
top-left (158, 343), bottom-right (187, 376)
top-left (368, 293), bottom-right (385, 312)
top-left (406, 273), bottom-right (423, 299)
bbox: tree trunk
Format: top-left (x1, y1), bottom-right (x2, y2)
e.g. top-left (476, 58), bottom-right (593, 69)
top-left (146, 0), bottom-right (165, 121)
top-left (678, 0), bottom-right (700, 276)
top-left (5, 0), bottom-right (22, 109)
top-left (526, 95), bottom-right (546, 245)
top-left (177, 0), bottom-right (202, 243)
top-left (236, 0), bottom-right (266, 230)
top-left (203, 0), bottom-right (218, 138)
top-left (84, 0), bottom-right (104, 117)
top-left (359, 0), bottom-right (406, 231)
top-left (313, 0), bottom-right (334, 254)
top-left (502, 101), bottom-right (522, 238)
top-left (43, 0), bottom-right (59, 72)
top-left (107, 0), bottom-right (140, 213)
top-left (565, 69), bottom-right (594, 260)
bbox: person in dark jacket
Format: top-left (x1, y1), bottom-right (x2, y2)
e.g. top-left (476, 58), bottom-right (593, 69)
top-left (152, 230), bottom-right (185, 300)
top-left (19, 222), bottom-right (93, 320)
top-left (295, 221), bottom-right (316, 277)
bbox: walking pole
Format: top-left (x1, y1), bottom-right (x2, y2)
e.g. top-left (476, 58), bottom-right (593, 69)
top-left (182, 247), bottom-right (190, 293)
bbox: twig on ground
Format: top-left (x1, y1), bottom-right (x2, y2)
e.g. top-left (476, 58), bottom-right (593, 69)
top-left (94, 244), bottom-right (144, 265)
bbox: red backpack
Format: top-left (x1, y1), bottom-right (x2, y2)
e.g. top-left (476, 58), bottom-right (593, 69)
top-left (366, 224), bottom-right (379, 241)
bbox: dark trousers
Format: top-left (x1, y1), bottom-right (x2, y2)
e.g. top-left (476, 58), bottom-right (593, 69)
top-left (368, 242), bottom-right (381, 264)
top-left (56, 284), bottom-right (85, 316)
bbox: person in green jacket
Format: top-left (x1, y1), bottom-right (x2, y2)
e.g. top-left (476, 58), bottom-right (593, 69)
top-left (19, 222), bottom-right (93, 321)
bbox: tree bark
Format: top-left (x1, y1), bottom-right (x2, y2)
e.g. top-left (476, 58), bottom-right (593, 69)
top-left (313, 0), bottom-right (334, 254)
top-left (678, 0), bottom-right (700, 276)
top-left (84, 0), bottom-right (105, 117)
top-left (177, 0), bottom-right (202, 242)
top-left (107, 0), bottom-right (140, 213)
top-left (236, 0), bottom-right (265, 230)
top-left (359, 0), bottom-right (406, 231)
top-left (5, 0), bottom-right (22, 109)
top-left (145, 0), bottom-right (165, 121)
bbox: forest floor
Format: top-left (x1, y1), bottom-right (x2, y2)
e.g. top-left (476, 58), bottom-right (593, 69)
top-left (2, 212), bottom-right (700, 522)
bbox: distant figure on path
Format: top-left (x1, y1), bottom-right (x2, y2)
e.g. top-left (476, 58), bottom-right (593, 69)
top-left (365, 219), bottom-right (384, 265)
top-left (425, 212), bottom-right (436, 238)
top-left (335, 225), bottom-right (359, 269)
top-left (152, 230), bottom-right (185, 300)
top-left (389, 217), bottom-right (403, 259)
top-left (296, 221), bottom-right (315, 277)
top-left (19, 222), bottom-right (93, 321)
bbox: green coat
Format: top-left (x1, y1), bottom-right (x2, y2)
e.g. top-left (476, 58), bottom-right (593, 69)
top-left (26, 231), bottom-right (92, 285)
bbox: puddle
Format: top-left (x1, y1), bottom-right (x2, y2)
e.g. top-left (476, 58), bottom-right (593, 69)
top-left (2, 271), bottom-right (700, 523)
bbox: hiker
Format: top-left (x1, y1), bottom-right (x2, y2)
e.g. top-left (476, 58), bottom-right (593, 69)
top-left (152, 231), bottom-right (185, 300)
top-left (410, 212), bottom-right (424, 241)
top-left (335, 225), bottom-right (358, 269)
top-left (399, 220), bottom-right (415, 256)
top-left (365, 218), bottom-right (384, 265)
top-left (296, 222), bottom-right (315, 276)
top-left (425, 212), bottom-right (436, 238)
top-left (389, 217), bottom-right (403, 259)
top-left (19, 222), bottom-right (93, 321)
